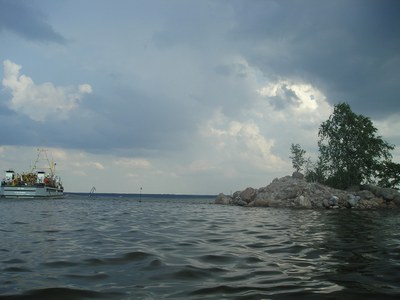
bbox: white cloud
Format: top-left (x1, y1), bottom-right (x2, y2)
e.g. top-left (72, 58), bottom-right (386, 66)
top-left (79, 84), bottom-right (92, 94)
top-left (72, 161), bottom-right (105, 170)
top-left (374, 114), bottom-right (400, 144)
top-left (201, 110), bottom-right (287, 171)
top-left (2, 60), bottom-right (92, 122)
top-left (93, 162), bottom-right (105, 170)
top-left (257, 79), bottom-right (332, 122)
top-left (113, 158), bottom-right (151, 168)
top-left (374, 114), bottom-right (400, 163)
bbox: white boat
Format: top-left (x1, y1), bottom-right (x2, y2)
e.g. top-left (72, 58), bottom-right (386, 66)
top-left (1, 149), bottom-right (64, 199)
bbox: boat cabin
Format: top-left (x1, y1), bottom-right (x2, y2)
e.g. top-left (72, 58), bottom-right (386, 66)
top-left (36, 171), bottom-right (45, 184)
top-left (5, 170), bottom-right (15, 183)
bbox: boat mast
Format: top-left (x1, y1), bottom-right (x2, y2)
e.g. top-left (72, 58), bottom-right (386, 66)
top-left (31, 148), bottom-right (55, 176)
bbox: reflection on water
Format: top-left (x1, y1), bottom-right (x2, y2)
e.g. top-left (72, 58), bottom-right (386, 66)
top-left (0, 195), bottom-right (399, 299)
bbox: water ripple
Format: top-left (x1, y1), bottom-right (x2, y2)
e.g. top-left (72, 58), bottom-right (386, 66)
top-left (0, 197), bottom-right (399, 299)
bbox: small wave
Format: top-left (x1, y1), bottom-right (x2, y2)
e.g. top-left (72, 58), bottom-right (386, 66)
top-left (190, 284), bottom-right (266, 296)
top-left (2, 267), bottom-right (31, 272)
top-left (42, 261), bottom-right (79, 268)
top-left (65, 272), bottom-right (109, 280)
top-left (43, 229), bottom-right (61, 233)
top-left (246, 242), bottom-right (267, 249)
top-left (172, 267), bottom-right (211, 280)
top-left (140, 258), bottom-right (165, 270)
top-left (120, 251), bottom-right (153, 261)
top-left (198, 254), bottom-right (236, 264)
top-left (205, 238), bottom-right (226, 244)
top-left (243, 255), bottom-right (264, 264)
top-left (83, 251), bottom-right (155, 266)
top-left (2, 259), bottom-right (25, 264)
top-left (149, 264), bottom-right (226, 282)
top-left (0, 287), bottom-right (122, 300)
top-left (256, 233), bottom-right (274, 240)
top-left (83, 258), bottom-right (105, 266)
top-left (107, 251), bottom-right (155, 264)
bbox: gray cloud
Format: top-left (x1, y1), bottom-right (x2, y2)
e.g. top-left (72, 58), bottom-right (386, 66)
top-left (0, 0), bottom-right (66, 43)
top-left (228, 0), bottom-right (400, 118)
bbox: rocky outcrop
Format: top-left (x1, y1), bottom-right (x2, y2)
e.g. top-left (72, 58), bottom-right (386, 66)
top-left (215, 173), bottom-right (400, 209)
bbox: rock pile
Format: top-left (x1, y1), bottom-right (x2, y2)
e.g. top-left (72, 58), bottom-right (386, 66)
top-left (215, 173), bottom-right (400, 209)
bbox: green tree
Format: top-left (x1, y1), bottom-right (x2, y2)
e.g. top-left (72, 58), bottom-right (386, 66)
top-left (304, 157), bottom-right (326, 183)
top-left (376, 161), bottom-right (400, 189)
top-left (317, 102), bottom-right (395, 189)
top-left (290, 143), bottom-right (306, 172)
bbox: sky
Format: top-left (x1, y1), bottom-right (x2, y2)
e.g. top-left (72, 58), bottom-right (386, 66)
top-left (0, 0), bottom-right (399, 194)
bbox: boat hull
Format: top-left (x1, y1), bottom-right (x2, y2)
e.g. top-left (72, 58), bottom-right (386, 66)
top-left (0, 186), bottom-right (64, 199)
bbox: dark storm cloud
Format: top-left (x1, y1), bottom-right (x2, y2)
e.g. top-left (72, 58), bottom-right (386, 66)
top-left (0, 0), bottom-right (66, 43)
top-left (229, 0), bottom-right (400, 118)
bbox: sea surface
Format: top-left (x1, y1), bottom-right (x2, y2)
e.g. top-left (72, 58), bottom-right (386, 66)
top-left (0, 193), bottom-right (399, 299)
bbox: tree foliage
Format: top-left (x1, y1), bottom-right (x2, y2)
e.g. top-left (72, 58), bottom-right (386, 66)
top-left (317, 102), bottom-right (396, 189)
top-left (376, 161), bottom-right (400, 189)
top-left (290, 143), bottom-right (306, 172)
top-left (304, 157), bottom-right (326, 183)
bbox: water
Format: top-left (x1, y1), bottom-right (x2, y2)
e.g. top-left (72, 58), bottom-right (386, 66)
top-left (0, 194), bottom-right (399, 299)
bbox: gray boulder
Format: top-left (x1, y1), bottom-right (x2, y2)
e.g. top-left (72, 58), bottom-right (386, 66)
top-left (297, 195), bottom-right (312, 208)
top-left (347, 195), bottom-right (360, 208)
top-left (240, 187), bottom-right (257, 203)
top-left (328, 196), bottom-right (338, 206)
top-left (232, 196), bottom-right (247, 206)
top-left (215, 193), bottom-right (232, 205)
top-left (292, 171), bottom-right (304, 180)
